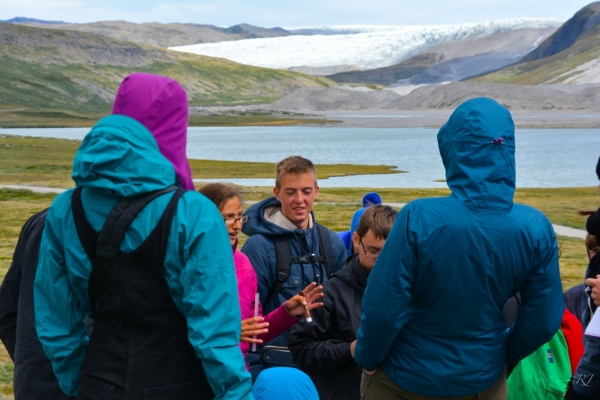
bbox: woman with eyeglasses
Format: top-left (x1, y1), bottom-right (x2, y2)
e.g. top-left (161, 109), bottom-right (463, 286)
top-left (198, 183), bottom-right (324, 366)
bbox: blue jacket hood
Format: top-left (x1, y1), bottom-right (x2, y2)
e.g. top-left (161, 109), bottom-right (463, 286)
top-left (252, 367), bottom-right (318, 400)
top-left (437, 97), bottom-right (515, 211)
top-left (242, 196), bottom-right (301, 236)
top-left (72, 114), bottom-right (176, 197)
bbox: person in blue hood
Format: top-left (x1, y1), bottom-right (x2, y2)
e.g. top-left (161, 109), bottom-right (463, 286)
top-left (33, 73), bottom-right (252, 400)
top-left (355, 97), bottom-right (564, 399)
top-left (251, 367), bottom-right (319, 400)
top-left (241, 155), bottom-right (346, 372)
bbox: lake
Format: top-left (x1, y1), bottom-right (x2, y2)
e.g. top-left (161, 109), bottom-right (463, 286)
top-left (1, 126), bottom-right (599, 188)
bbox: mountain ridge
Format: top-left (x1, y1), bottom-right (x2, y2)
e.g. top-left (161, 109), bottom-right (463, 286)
top-left (0, 22), bottom-right (333, 117)
top-left (475, 2), bottom-right (600, 84)
top-left (5, 20), bottom-right (291, 48)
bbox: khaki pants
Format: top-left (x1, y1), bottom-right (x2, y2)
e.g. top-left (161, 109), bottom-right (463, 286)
top-left (360, 368), bottom-right (507, 400)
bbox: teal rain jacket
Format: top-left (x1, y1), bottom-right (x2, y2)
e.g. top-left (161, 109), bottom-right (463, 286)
top-left (33, 115), bottom-right (252, 399)
top-left (354, 98), bottom-right (564, 396)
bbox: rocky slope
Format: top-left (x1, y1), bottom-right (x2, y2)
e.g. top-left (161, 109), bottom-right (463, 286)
top-left (476, 2), bottom-right (600, 84)
top-left (269, 86), bottom-right (400, 111)
top-left (522, 2), bottom-right (600, 61)
top-left (269, 81), bottom-right (600, 112)
top-left (385, 82), bottom-right (600, 110)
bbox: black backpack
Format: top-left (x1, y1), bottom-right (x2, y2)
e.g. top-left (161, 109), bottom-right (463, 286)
top-left (263, 223), bottom-right (334, 306)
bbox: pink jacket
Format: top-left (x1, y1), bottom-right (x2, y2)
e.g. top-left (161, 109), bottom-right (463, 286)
top-left (233, 245), bottom-right (298, 362)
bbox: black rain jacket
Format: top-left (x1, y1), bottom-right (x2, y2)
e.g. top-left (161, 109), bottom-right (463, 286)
top-left (288, 255), bottom-right (367, 400)
top-left (0, 208), bottom-right (75, 399)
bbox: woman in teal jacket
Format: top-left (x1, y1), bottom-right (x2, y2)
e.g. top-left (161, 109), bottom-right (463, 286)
top-left (355, 97), bottom-right (564, 398)
top-left (33, 73), bottom-right (252, 399)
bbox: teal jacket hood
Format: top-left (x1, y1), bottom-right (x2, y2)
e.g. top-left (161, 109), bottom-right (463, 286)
top-left (438, 97), bottom-right (515, 211)
top-left (72, 114), bottom-right (176, 197)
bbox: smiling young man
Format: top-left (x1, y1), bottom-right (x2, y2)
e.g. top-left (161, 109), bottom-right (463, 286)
top-left (289, 205), bottom-right (398, 400)
top-left (241, 156), bottom-right (346, 372)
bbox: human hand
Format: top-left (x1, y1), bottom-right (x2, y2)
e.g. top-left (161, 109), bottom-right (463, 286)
top-left (585, 275), bottom-right (600, 307)
top-left (350, 340), bottom-right (356, 358)
top-left (240, 316), bottom-right (269, 344)
top-left (285, 282), bottom-right (324, 317)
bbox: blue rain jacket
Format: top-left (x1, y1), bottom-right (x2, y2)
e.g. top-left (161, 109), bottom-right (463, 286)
top-left (354, 98), bottom-right (564, 396)
top-left (33, 115), bottom-right (252, 399)
top-left (241, 197), bottom-right (347, 347)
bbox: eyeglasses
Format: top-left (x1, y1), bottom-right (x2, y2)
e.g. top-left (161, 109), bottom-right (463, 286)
top-left (223, 214), bottom-right (249, 225)
top-left (360, 240), bottom-right (380, 258)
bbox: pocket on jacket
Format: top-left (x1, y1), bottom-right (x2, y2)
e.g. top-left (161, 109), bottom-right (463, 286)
top-left (143, 379), bottom-right (213, 399)
top-left (281, 274), bottom-right (301, 289)
top-left (78, 374), bottom-right (115, 400)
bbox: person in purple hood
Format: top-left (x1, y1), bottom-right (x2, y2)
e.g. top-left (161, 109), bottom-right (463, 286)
top-left (111, 72), bottom-right (195, 190)
top-left (33, 73), bottom-right (251, 399)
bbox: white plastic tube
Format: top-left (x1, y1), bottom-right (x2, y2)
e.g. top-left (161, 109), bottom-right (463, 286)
top-left (251, 292), bottom-right (260, 352)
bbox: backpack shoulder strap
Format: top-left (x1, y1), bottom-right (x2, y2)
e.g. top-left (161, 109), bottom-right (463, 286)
top-left (264, 235), bottom-right (291, 307)
top-left (72, 186), bottom-right (97, 262)
top-left (88, 185), bottom-right (178, 312)
top-left (316, 223), bottom-right (333, 279)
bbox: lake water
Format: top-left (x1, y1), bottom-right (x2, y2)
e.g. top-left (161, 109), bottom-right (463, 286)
top-left (1, 126), bottom-right (599, 188)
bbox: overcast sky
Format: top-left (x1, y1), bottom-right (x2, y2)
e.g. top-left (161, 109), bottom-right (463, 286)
top-left (0, 0), bottom-right (593, 27)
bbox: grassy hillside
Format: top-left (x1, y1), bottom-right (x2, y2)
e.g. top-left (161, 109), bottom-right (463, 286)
top-left (475, 3), bottom-right (600, 84)
top-left (0, 22), bottom-right (334, 126)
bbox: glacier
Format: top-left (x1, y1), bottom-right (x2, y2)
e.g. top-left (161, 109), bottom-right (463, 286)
top-left (170, 19), bottom-right (562, 70)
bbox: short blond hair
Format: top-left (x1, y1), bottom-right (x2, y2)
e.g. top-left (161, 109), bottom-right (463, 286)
top-left (275, 156), bottom-right (317, 189)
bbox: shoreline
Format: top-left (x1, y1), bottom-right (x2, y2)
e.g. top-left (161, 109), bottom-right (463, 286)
top-left (3, 109), bottom-right (598, 130)
top-left (303, 109), bottom-right (600, 129)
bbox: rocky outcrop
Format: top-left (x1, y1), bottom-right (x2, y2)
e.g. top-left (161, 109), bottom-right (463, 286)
top-left (522, 2), bottom-right (600, 61)
top-left (383, 81), bottom-right (600, 110)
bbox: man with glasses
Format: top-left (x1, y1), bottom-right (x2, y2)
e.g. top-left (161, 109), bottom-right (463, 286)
top-left (288, 205), bottom-right (398, 400)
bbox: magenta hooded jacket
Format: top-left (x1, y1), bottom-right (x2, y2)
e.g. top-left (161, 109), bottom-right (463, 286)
top-left (233, 242), bottom-right (298, 363)
top-left (112, 72), bottom-right (195, 190)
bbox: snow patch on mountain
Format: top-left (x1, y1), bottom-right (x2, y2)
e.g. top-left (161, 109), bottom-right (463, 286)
top-left (170, 19), bottom-right (562, 70)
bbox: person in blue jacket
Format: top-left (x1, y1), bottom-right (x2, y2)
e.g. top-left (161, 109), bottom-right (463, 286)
top-left (344, 192), bottom-right (382, 257)
top-left (354, 97), bottom-right (564, 399)
top-left (33, 73), bottom-right (252, 399)
top-left (350, 192), bottom-right (382, 235)
top-left (241, 155), bottom-right (347, 370)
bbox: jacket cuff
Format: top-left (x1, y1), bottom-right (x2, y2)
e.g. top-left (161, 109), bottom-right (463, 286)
top-left (279, 301), bottom-right (301, 321)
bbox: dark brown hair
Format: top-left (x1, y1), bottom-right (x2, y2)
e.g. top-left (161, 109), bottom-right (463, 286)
top-left (275, 156), bottom-right (317, 189)
top-left (586, 233), bottom-right (600, 253)
top-left (198, 183), bottom-right (243, 210)
top-left (355, 205), bottom-right (398, 240)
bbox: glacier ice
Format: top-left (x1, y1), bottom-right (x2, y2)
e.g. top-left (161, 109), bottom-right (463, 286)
top-left (170, 19), bottom-right (562, 70)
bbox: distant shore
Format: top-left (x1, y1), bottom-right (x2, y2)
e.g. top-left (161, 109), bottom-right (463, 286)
top-left (2, 107), bottom-right (599, 129)
top-left (304, 109), bottom-right (600, 129)
top-left (189, 105), bottom-right (600, 129)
